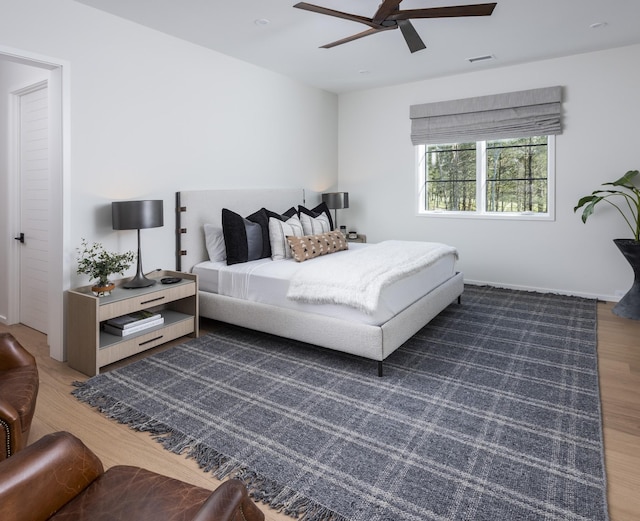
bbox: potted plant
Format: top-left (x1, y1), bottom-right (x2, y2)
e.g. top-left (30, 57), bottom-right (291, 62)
top-left (76, 239), bottom-right (135, 296)
top-left (574, 169), bottom-right (640, 319)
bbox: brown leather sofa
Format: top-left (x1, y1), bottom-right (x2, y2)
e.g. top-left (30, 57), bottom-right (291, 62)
top-left (0, 431), bottom-right (265, 521)
top-left (0, 332), bottom-right (39, 460)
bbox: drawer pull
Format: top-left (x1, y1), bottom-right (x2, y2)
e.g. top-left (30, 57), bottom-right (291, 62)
top-left (141, 296), bottom-right (165, 305)
top-left (139, 335), bottom-right (163, 346)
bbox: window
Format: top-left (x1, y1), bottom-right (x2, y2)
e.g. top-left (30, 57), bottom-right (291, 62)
top-left (417, 135), bottom-right (554, 219)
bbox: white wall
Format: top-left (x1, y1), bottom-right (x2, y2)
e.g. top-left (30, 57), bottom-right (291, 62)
top-left (0, 0), bottom-right (338, 354)
top-left (338, 44), bottom-right (640, 300)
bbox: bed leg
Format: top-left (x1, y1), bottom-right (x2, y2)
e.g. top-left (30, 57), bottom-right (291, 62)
top-left (377, 361), bottom-right (384, 377)
top-left (458, 295), bottom-right (462, 304)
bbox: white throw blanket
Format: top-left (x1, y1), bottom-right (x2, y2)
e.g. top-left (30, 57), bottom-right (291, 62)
top-left (286, 240), bottom-right (458, 314)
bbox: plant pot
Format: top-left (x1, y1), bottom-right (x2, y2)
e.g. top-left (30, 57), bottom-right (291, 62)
top-left (91, 282), bottom-right (115, 297)
top-left (612, 239), bottom-right (640, 320)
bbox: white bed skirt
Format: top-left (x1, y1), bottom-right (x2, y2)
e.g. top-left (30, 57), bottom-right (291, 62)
top-left (199, 271), bottom-right (464, 365)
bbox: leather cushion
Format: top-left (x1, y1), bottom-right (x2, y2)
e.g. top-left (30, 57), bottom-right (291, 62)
top-left (51, 466), bottom-right (213, 521)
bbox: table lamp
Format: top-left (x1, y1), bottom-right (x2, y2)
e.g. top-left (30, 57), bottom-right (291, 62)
top-left (321, 192), bottom-right (349, 230)
top-left (112, 200), bottom-right (164, 288)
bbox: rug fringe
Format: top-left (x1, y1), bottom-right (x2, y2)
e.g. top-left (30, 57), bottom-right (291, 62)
top-left (73, 382), bottom-right (348, 521)
top-left (187, 443), bottom-right (346, 520)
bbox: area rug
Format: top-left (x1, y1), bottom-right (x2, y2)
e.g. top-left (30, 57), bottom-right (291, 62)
top-left (73, 285), bottom-right (608, 521)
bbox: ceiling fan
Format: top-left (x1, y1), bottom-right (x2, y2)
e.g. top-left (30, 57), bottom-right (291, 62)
top-left (293, 1), bottom-right (497, 53)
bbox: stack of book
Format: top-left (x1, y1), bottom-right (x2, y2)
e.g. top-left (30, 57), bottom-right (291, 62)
top-left (103, 310), bottom-right (164, 337)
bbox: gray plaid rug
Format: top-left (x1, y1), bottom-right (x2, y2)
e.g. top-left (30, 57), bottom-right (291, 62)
top-left (73, 285), bottom-right (608, 521)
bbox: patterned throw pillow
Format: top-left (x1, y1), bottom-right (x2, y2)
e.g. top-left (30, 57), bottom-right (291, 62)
top-left (286, 231), bottom-right (348, 262)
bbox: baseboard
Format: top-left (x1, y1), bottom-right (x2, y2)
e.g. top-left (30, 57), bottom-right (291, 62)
top-left (463, 279), bottom-right (620, 303)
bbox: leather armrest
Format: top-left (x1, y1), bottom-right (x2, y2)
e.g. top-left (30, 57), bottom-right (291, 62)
top-left (191, 479), bottom-right (264, 521)
top-left (0, 333), bottom-right (36, 370)
top-left (0, 431), bottom-right (104, 521)
top-left (0, 398), bottom-right (19, 424)
top-left (0, 398), bottom-right (20, 460)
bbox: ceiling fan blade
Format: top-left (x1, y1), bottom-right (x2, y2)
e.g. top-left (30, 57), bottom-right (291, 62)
top-left (320, 26), bottom-right (393, 49)
top-left (293, 2), bottom-right (379, 29)
top-left (391, 3), bottom-right (497, 21)
top-left (397, 20), bottom-right (426, 53)
top-left (372, 0), bottom-right (403, 24)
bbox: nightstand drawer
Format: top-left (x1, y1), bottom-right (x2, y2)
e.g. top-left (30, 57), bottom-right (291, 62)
top-left (98, 282), bottom-right (196, 322)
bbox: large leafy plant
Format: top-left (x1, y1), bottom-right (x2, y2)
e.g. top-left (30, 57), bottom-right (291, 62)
top-left (76, 239), bottom-right (134, 287)
top-left (574, 170), bottom-right (640, 242)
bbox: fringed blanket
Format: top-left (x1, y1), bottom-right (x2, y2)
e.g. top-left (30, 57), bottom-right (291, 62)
top-left (286, 240), bottom-right (458, 314)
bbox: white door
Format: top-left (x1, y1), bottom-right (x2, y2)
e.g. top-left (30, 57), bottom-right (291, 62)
top-left (17, 83), bottom-right (49, 334)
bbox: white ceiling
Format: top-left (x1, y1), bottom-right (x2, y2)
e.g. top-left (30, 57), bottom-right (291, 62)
top-left (76, 0), bottom-right (640, 94)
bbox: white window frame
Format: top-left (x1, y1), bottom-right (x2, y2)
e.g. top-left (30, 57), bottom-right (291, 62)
top-left (416, 136), bottom-right (556, 221)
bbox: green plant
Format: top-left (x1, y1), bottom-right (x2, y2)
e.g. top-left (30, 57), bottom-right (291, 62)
top-left (76, 239), bottom-right (134, 287)
top-left (574, 170), bottom-right (640, 242)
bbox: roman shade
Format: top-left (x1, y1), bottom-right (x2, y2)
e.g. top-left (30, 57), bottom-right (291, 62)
top-left (410, 86), bottom-right (563, 145)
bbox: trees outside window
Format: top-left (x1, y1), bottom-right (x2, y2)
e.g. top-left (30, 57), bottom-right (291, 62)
top-left (417, 136), bottom-right (553, 218)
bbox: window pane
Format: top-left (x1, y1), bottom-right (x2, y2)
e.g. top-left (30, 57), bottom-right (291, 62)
top-left (425, 143), bottom-right (477, 211)
top-left (486, 137), bottom-right (548, 213)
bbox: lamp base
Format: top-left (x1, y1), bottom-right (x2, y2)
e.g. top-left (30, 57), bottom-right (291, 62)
top-left (123, 273), bottom-right (156, 289)
top-left (123, 230), bottom-right (155, 289)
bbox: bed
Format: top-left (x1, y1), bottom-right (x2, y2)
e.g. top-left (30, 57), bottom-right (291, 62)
top-left (175, 188), bottom-right (464, 376)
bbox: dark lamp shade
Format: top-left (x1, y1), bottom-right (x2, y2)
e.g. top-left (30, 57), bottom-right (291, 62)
top-left (321, 192), bottom-right (349, 210)
top-left (112, 200), bottom-right (164, 230)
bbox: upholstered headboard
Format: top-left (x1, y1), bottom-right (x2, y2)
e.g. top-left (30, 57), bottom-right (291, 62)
top-left (175, 188), bottom-right (318, 273)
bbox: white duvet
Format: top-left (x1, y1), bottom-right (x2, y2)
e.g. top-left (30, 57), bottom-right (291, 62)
top-left (286, 241), bottom-right (458, 314)
top-left (193, 241), bottom-right (458, 326)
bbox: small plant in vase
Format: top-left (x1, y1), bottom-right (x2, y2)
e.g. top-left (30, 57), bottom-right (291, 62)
top-left (76, 239), bottom-right (135, 296)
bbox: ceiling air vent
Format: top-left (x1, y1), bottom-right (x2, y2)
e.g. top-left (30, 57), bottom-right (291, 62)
top-left (467, 54), bottom-right (495, 63)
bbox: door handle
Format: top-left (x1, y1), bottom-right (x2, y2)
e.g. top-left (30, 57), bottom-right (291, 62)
top-left (14, 233), bottom-right (24, 244)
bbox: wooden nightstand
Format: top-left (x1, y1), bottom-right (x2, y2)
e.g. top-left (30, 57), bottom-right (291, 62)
top-left (347, 234), bottom-right (366, 243)
top-left (67, 270), bottom-right (198, 376)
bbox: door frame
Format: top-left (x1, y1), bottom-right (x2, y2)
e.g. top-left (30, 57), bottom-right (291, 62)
top-left (2, 45), bottom-right (71, 361)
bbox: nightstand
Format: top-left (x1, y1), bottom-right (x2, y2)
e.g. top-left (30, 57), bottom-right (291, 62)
top-left (67, 270), bottom-right (198, 376)
top-left (347, 234), bottom-right (366, 243)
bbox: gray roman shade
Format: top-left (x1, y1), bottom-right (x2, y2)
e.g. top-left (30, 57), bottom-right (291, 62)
top-left (410, 86), bottom-right (563, 145)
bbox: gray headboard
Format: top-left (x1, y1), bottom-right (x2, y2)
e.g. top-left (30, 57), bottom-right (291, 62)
top-left (175, 188), bottom-right (319, 273)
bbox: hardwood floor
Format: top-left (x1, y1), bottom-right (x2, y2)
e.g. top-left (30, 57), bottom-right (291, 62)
top-left (2, 303), bottom-right (639, 520)
top-left (595, 302), bottom-right (640, 521)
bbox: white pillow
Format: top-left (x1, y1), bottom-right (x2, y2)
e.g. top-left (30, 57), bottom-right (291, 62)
top-left (204, 224), bottom-right (226, 262)
top-left (268, 215), bottom-right (303, 260)
top-left (299, 211), bottom-right (331, 235)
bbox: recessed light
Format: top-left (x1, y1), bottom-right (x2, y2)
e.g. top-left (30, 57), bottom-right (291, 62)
top-left (467, 54), bottom-right (495, 64)
top-left (254, 18), bottom-right (270, 26)
top-left (589, 22), bottom-right (608, 29)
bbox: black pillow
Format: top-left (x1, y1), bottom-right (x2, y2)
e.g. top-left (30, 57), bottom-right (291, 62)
top-left (246, 208), bottom-right (272, 258)
top-left (298, 202), bottom-right (334, 231)
top-left (222, 208), bottom-right (269, 265)
top-left (264, 207), bottom-right (297, 221)
top-left (282, 207), bottom-right (298, 219)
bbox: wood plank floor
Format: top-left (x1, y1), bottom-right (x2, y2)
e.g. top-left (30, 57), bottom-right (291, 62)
top-left (2, 302), bottom-right (639, 520)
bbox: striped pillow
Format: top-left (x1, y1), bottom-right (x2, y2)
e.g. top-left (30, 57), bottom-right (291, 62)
top-left (299, 211), bottom-right (331, 235)
top-left (269, 215), bottom-right (304, 260)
